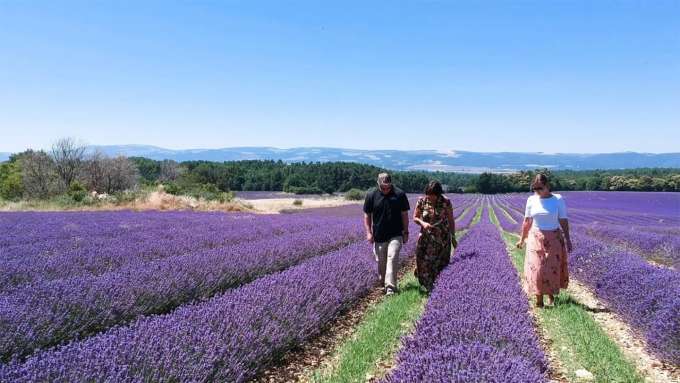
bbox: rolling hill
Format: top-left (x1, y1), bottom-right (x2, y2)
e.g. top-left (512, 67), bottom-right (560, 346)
top-left (3, 146), bottom-right (680, 173)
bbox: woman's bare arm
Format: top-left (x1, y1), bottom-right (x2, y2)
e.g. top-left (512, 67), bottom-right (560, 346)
top-left (413, 203), bottom-right (426, 227)
top-left (559, 218), bottom-right (573, 251)
top-left (447, 205), bottom-right (455, 234)
top-left (516, 217), bottom-right (532, 248)
top-left (447, 204), bottom-right (457, 247)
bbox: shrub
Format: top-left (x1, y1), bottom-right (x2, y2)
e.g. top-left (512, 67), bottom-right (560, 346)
top-left (163, 182), bottom-right (182, 195)
top-left (67, 181), bottom-right (88, 203)
top-left (114, 190), bottom-right (142, 205)
top-left (0, 161), bottom-right (24, 200)
top-left (163, 182), bottom-right (233, 202)
top-left (292, 199), bottom-right (303, 206)
top-left (217, 191), bottom-right (234, 203)
top-left (344, 188), bottom-right (365, 201)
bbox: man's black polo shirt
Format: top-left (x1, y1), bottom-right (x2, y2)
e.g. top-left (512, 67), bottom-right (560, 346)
top-left (363, 186), bottom-right (410, 242)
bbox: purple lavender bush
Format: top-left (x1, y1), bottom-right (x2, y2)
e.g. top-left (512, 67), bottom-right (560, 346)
top-left (384, 209), bottom-right (548, 383)
top-left (582, 223), bottom-right (680, 269)
top-left (0, 218), bottom-right (362, 362)
top-left (0, 233), bottom-right (418, 382)
top-left (0, 211), bottom-right (335, 292)
top-left (490, 202), bottom-right (521, 233)
top-left (570, 230), bottom-right (680, 365)
top-left (455, 202), bottom-right (481, 230)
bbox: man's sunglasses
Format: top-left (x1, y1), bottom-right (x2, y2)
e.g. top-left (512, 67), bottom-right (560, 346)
top-left (533, 185), bottom-right (546, 191)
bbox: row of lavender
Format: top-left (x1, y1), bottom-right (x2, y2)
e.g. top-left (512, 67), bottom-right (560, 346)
top-left (489, 194), bottom-right (680, 365)
top-left (493, 193), bottom-right (680, 268)
top-left (385, 208), bottom-right (548, 382)
top-left (494, 192), bottom-right (680, 226)
top-left (0, 212), bottom-right (347, 293)
top-left (0, 216), bottom-right (363, 363)
top-left (569, 231), bottom-right (680, 365)
top-left (0, 193), bottom-right (480, 361)
top-left (0, 223), bottom-right (420, 382)
top-left (582, 224), bottom-right (680, 269)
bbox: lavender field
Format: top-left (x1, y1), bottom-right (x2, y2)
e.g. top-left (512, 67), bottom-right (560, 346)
top-left (490, 192), bottom-right (680, 367)
top-left (1, 192), bottom-right (678, 382)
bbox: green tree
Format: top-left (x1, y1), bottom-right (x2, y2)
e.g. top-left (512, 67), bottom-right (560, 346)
top-left (0, 159), bottom-right (24, 200)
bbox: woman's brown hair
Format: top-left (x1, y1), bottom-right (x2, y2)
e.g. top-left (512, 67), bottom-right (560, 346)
top-left (424, 180), bottom-right (443, 196)
top-left (531, 173), bottom-right (551, 191)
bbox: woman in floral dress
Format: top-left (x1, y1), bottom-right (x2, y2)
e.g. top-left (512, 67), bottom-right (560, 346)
top-left (413, 180), bottom-right (456, 292)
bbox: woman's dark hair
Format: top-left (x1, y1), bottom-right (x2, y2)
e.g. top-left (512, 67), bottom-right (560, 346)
top-left (531, 173), bottom-right (551, 191)
top-left (424, 180), bottom-right (443, 196)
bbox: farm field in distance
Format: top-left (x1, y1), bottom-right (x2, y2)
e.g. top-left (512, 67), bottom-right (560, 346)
top-left (1, 191), bottom-right (678, 382)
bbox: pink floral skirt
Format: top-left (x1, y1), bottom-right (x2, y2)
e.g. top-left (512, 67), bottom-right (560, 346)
top-left (524, 228), bottom-right (569, 295)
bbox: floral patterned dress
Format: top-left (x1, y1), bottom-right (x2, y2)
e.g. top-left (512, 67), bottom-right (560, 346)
top-left (524, 228), bottom-right (569, 295)
top-left (414, 195), bottom-right (454, 291)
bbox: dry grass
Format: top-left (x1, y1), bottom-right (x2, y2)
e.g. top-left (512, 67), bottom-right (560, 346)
top-left (0, 190), bottom-right (361, 213)
top-left (0, 191), bottom-right (249, 212)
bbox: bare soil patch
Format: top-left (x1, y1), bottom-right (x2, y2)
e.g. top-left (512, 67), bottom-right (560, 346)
top-left (241, 196), bottom-right (361, 214)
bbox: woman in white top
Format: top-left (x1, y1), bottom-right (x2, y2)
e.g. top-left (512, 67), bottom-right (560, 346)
top-left (516, 174), bottom-right (573, 308)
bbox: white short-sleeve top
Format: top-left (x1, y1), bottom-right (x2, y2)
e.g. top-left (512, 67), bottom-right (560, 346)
top-left (524, 193), bottom-right (567, 230)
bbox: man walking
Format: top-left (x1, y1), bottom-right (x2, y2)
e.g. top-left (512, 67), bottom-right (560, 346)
top-left (363, 172), bottom-right (410, 295)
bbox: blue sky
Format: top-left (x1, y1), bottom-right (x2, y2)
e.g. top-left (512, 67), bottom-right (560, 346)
top-left (1, 1), bottom-right (678, 153)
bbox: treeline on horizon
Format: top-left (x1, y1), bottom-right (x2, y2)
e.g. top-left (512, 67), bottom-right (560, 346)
top-left (2, 150), bottom-right (680, 202)
top-left (0, 139), bottom-right (139, 203)
top-left (130, 157), bottom-right (680, 194)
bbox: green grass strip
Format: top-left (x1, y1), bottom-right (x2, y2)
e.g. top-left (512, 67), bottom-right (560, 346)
top-left (501, 231), bottom-right (643, 383)
top-left (470, 203), bottom-right (484, 225)
top-left (309, 273), bottom-right (428, 383)
top-left (308, 225), bottom-right (469, 383)
top-left (488, 203), bottom-right (500, 226)
top-left (455, 204), bottom-right (473, 220)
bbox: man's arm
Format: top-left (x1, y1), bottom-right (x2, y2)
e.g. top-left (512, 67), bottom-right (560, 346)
top-left (363, 192), bottom-right (374, 243)
top-left (558, 197), bottom-right (572, 252)
top-left (400, 192), bottom-right (410, 243)
top-left (364, 213), bottom-right (373, 243)
top-left (401, 210), bottom-right (409, 243)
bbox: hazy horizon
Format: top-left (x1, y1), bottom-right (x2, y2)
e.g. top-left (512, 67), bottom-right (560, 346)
top-left (2, 142), bottom-right (680, 156)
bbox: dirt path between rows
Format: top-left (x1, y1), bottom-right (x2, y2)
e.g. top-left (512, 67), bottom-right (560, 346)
top-left (565, 279), bottom-right (680, 383)
top-left (502, 229), bottom-right (678, 383)
top-left (524, 305), bottom-right (570, 383)
top-left (255, 258), bottom-right (416, 383)
top-left (520, 269), bottom-right (680, 383)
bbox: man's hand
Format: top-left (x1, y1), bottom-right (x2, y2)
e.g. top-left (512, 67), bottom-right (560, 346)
top-left (516, 239), bottom-right (525, 249)
top-left (366, 232), bottom-right (374, 243)
top-left (421, 222), bottom-right (433, 231)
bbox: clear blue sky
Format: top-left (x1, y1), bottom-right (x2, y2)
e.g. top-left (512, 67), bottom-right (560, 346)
top-left (1, 1), bottom-right (678, 153)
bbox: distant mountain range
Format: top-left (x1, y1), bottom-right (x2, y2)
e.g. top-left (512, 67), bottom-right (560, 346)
top-left (3, 145), bottom-right (680, 173)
